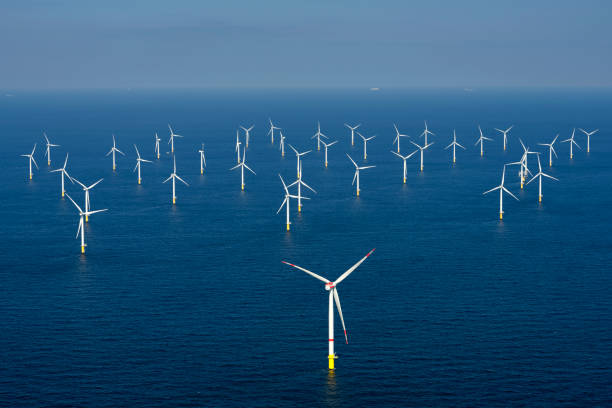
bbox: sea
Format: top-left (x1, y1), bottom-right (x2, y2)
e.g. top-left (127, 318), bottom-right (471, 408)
top-left (1, 88), bottom-right (611, 407)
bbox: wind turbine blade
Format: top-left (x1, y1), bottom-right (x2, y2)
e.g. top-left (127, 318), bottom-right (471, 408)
top-left (65, 193), bottom-right (83, 213)
top-left (86, 209), bottom-right (108, 216)
top-left (502, 187), bottom-right (519, 201)
top-left (301, 180), bottom-right (316, 193)
top-left (483, 185), bottom-right (501, 195)
top-left (333, 289), bottom-right (349, 344)
top-left (175, 175), bottom-right (189, 186)
top-left (334, 248), bottom-right (375, 285)
top-left (244, 164), bottom-right (256, 175)
top-left (88, 178), bottom-right (104, 189)
top-left (276, 197), bottom-right (287, 214)
top-left (282, 261), bottom-right (331, 283)
top-left (542, 173), bottom-right (559, 181)
top-left (346, 154), bottom-right (357, 168)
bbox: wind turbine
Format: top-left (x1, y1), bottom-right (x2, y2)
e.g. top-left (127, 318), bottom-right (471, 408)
top-left (230, 149), bottom-right (256, 191)
top-left (73, 177), bottom-right (104, 222)
top-left (537, 135), bottom-right (559, 167)
top-left (312, 121), bottom-right (328, 151)
top-left (43, 132), bottom-right (59, 166)
top-left (344, 123), bottom-right (361, 146)
top-left (392, 124), bottom-right (409, 153)
top-left (475, 126), bottom-right (493, 157)
top-left (241, 125), bottom-right (254, 148)
top-left (279, 130), bottom-right (286, 156)
top-left (168, 124), bottom-right (183, 153)
top-left (277, 174), bottom-right (303, 231)
top-left (347, 154), bottom-right (375, 196)
top-left (235, 130), bottom-right (242, 164)
top-left (517, 139), bottom-right (536, 189)
top-left (391, 150), bottom-right (418, 184)
top-left (494, 126), bottom-right (513, 151)
top-left (578, 128), bottom-right (598, 153)
top-left (526, 154), bottom-right (559, 203)
top-left (65, 193), bottom-right (107, 254)
top-left (198, 143), bottom-right (207, 174)
top-left (282, 248), bottom-right (376, 370)
top-left (483, 165), bottom-right (518, 220)
top-left (106, 135), bottom-right (125, 170)
top-left (21, 144), bottom-right (38, 180)
top-left (357, 132), bottom-right (376, 160)
top-left (288, 162), bottom-right (316, 212)
top-left (320, 140), bottom-right (338, 168)
top-left (154, 133), bottom-right (161, 159)
top-left (133, 144), bottom-right (152, 184)
top-left (421, 121), bottom-right (435, 145)
top-left (410, 140), bottom-right (434, 172)
top-left (50, 153), bottom-right (74, 197)
top-left (268, 119), bottom-right (281, 144)
top-left (561, 129), bottom-right (580, 159)
top-left (445, 130), bottom-right (466, 163)
top-left (289, 144), bottom-right (311, 178)
top-left (163, 156), bottom-right (188, 204)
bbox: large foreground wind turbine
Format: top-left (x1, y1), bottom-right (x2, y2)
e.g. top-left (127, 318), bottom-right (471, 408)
top-left (73, 177), bottom-right (103, 222)
top-left (410, 140), bottom-right (434, 172)
top-left (391, 150), bottom-right (418, 183)
top-left (494, 126), bottom-right (513, 151)
top-left (43, 132), bottom-right (59, 166)
top-left (168, 124), bottom-right (183, 153)
top-left (133, 144), bottom-right (152, 184)
top-left (21, 144), bottom-right (38, 180)
top-left (277, 174), bottom-right (303, 231)
top-left (288, 162), bottom-right (316, 212)
top-left (347, 154), bottom-right (375, 196)
top-left (357, 132), bottom-right (376, 160)
top-left (312, 121), bottom-right (328, 150)
top-left (198, 143), bottom-right (207, 174)
top-left (282, 248), bottom-right (376, 370)
top-left (320, 140), bottom-right (338, 168)
top-left (475, 126), bottom-right (493, 157)
top-left (230, 149), bottom-right (256, 191)
top-left (344, 123), bottom-right (361, 146)
top-left (106, 135), bottom-right (125, 170)
top-left (421, 121), bottom-right (435, 145)
top-left (538, 135), bottom-right (558, 167)
top-left (268, 119), bottom-right (281, 144)
top-left (66, 193), bottom-right (107, 254)
top-left (445, 130), bottom-right (465, 163)
top-left (561, 128), bottom-right (580, 159)
top-left (289, 144), bottom-right (311, 178)
top-left (578, 128), bottom-right (598, 153)
top-left (241, 125), bottom-right (254, 148)
top-left (50, 153), bottom-right (73, 197)
top-left (163, 156), bottom-right (188, 204)
top-left (392, 124), bottom-right (409, 153)
top-left (526, 154), bottom-right (558, 202)
top-left (483, 165), bottom-right (518, 220)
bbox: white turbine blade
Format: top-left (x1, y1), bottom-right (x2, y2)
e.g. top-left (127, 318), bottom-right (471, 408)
top-left (457, 142), bottom-right (466, 149)
top-left (175, 175), bottom-right (189, 186)
top-left (502, 186), bottom-right (519, 201)
top-left (359, 165), bottom-right (375, 170)
top-left (333, 289), bottom-right (349, 344)
top-left (162, 175), bottom-right (173, 183)
top-left (542, 173), bottom-right (559, 181)
top-left (276, 197), bottom-right (287, 214)
top-left (141, 159), bottom-right (153, 163)
top-left (391, 150), bottom-right (404, 158)
top-left (328, 141), bottom-right (338, 147)
top-left (282, 261), bottom-right (330, 284)
top-left (334, 248), bottom-right (375, 285)
top-left (116, 148), bottom-right (125, 156)
top-left (301, 180), bottom-right (316, 193)
top-left (346, 154), bottom-right (357, 168)
top-left (73, 178), bottom-right (86, 189)
top-left (65, 193), bottom-right (83, 213)
top-left (483, 185), bottom-right (501, 195)
top-left (289, 194), bottom-right (308, 200)
top-left (352, 170), bottom-right (357, 185)
top-left (133, 162), bottom-right (139, 172)
top-left (86, 208), bottom-right (108, 216)
top-left (134, 144), bottom-right (141, 158)
top-left (410, 141), bottom-right (422, 149)
top-left (526, 174), bottom-right (538, 185)
top-left (31, 156), bottom-right (39, 169)
top-left (87, 178), bottom-right (104, 189)
top-left (289, 144), bottom-right (298, 155)
top-left (244, 164), bottom-right (256, 175)
top-left (76, 218), bottom-right (83, 239)
top-left (106, 148), bottom-right (113, 156)
top-left (551, 145), bottom-right (558, 158)
top-left (229, 163), bottom-right (241, 171)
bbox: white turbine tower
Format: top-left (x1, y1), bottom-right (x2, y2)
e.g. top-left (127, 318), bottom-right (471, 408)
top-left (392, 124), bottom-right (409, 153)
top-left (282, 248), bottom-right (376, 370)
top-left (106, 135), bottom-right (125, 170)
top-left (50, 153), bottom-right (74, 197)
top-left (230, 149), bottom-right (256, 191)
top-left (268, 119), bottom-right (281, 144)
top-left (43, 132), bottom-right (59, 166)
top-left (312, 121), bottom-right (328, 151)
top-left (561, 128), bottom-right (580, 160)
top-left (526, 153), bottom-right (559, 203)
top-left (320, 140), bottom-right (338, 168)
top-left (65, 193), bottom-right (107, 254)
top-left (421, 121), bottom-right (435, 145)
top-left (517, 139), bottom-right (536, 189)
top-left (347, 154), bottom-right (375, 196)
top-left (289, 144), bottom-right (311, 178)
top-left (494, 125), bottom-right (513, 151)
top-left (357, 132), bottom-right (376, 160)
top-left (240, 125), bottom-right (254, 148)
top-left (168, 124), bottom-right (183, 153)
top-left (198, 143), bottom-right (207, 174)
top-left (410, 140), bottom-right (434, 172)
top-left (444, 130), bottom-right (466, 163)
top-left (344, 123), bottom-right (361, 146)
top-left (235, 130), bottom-right (242, 164)
top-left (288, 162), bottom-right (316, 212)
top-left (73, 177), bottom-right (104, 222)
top-left (483, 165), bottom-right (519, 220)
top-left (163, 156), bottom-right (188, 204)
top-left (537, 135), bottom-right (559, 167)
top-left (279, 130), bottom-right (286, 157)
top-left (154, 133), bottom-right (161, 159)
top-left (133, 144), bottom-right (152, 184)
top-left (578, 128), bottom-right (598, 153)
top-left (475, 126), bottom-right (493, 157)
top-left (391, 150), bottom-right (418, 184)
top-left (277, 174), bottom-right (303, 231)
top-left (21, 143), bottom-right (38, 180)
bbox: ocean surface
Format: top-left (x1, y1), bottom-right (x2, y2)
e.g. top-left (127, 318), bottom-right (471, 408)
top-left (1, 88), bottom-right (611, 407)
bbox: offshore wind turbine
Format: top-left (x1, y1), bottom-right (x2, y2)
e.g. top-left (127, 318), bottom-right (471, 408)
top-left (561, 128), bottom-right (580, 159)
top-left (279, 130), bottom-right (286, 156)
top-left (282, 248), bottom-right (375, 370)
top-left (154, 133), bottom-right (161, 159)
top-left (198, 143), bottom-right (207, 174)
top-left (392, 124), bottom-right (409, 153)
top-left (320, 140), bottom-right (338, 168)
top-left (391, 150), bottom-right (418, 184)
top-left (277, 174), bottom-right (303, 231)
top-left (410, 140), bottom-right (434, 172)
top-left (106, 135), bottom-right (125, 170)
top-left (526, 154), bottom-right (559, 203)
top-left (50, 153), bottom-right (73, 197)
top-left (312, 121), bottom-right (328, 150)
top-left (344, 123), bottom-right (361, 146)
top-left (268, 119), bottom-right (281, 144)
top-left (537, 135), bottom-right (559, 167)
top-left (168, 124), bottom-right (183, 153)
top-left (517, 139), bottom-right (536, 189)
top-left (43, 132), bottom-right (59, 166)
top-left (421, 121), bottom-right (435, 145)
top-left (289, 144), bottom-right (311, 178)
top-left (357, 132), bottom-right (376, 160)
top-left (21, 144), bottom-right (38, 180)
top-left (475, 126), bottom-right (493, 157)
top-left (65, 193), bottom-right (107, 254)
top-left (163, 156), bottom-right (188, 204)
top-left (445, 130), bottom-right (465, 163)
top-left (230, 149), bottom-right (256, 191)
top-left (133, 144), bottom-right (152, 184)
top-left (73, 177), bottom-right (103, 222)
top-left (288, 162), bottom-right (316, 212)
top-left (494, 126), bottom-right (513, 151)
top-left (483, 165), bottom-right (518, 220)
top-left (235, 130), bottom-right (242, 164)
top-left (240, 125), bottom-right (254, 148)
top-left (578, 128), bottom-right (598, 153)
top-left (347, 154), bottom-right (375, 196)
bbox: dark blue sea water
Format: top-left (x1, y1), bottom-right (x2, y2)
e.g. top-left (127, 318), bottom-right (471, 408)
top-left (1, 89), bottom-right (611, 407)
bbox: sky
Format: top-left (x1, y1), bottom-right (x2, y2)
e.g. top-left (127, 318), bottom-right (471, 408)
top-left (1, 0), bottom-right (611, 89)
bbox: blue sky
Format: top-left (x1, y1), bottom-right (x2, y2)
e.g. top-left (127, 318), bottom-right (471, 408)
top-left (1, 0), bottom-right (610, 89)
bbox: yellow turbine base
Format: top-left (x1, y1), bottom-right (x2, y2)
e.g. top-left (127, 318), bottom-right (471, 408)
top-left (356, 190), bottom-right (360, 196)
top-left (157, 154), bottom-right (160, 159)
top-left (298, 205), bottom-right (301, 212)
top-left (113, 165), bottom-right (116, 171)
top-left (328, 355), bottom-right (335, 370)
top-left (539, 195), bottom-right (542, 202)
top-left (81, 246), bottom-right (85, 254)
top-left (587, 148), bottom-right (590, 153)
top-left (29, 174), bottom-right (32, 180)
top-left (85, 215), bottom-right (88, 222)
top-left (453, 158), bottom-right (456, 163)
top-left (481, 152), bottom-right (483, 157)
top-left (403, 177), bottom-right (406, 184)
top-left (201, 169), bottom-right (203, 174)
top-left (173, 197), bottom-right (176, 205)
top-left (364, 154), bottom-right (367, 160)
top-left (62, 191), bottom-right (65, 197)
top-left (241, 184), bottom-right (244, 191)
top-left (500, 212), bottom-right (503, 220)
top-left (318, 146), bottom-right (320, 151)
top-left (325, 163), bottom-right (328, 168)
top-left (286, 223), bottom-right (290, 231)
top-left (48, 161), bottom-right (51, 166)
top-left (420, 166), bottom-right (423, 172)
top-left (549, 161), bottom-right (552, 167)
top-left (282, 152), bottom-right (284, 156)
top-left (138, 179), bottom-right (141, 185)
